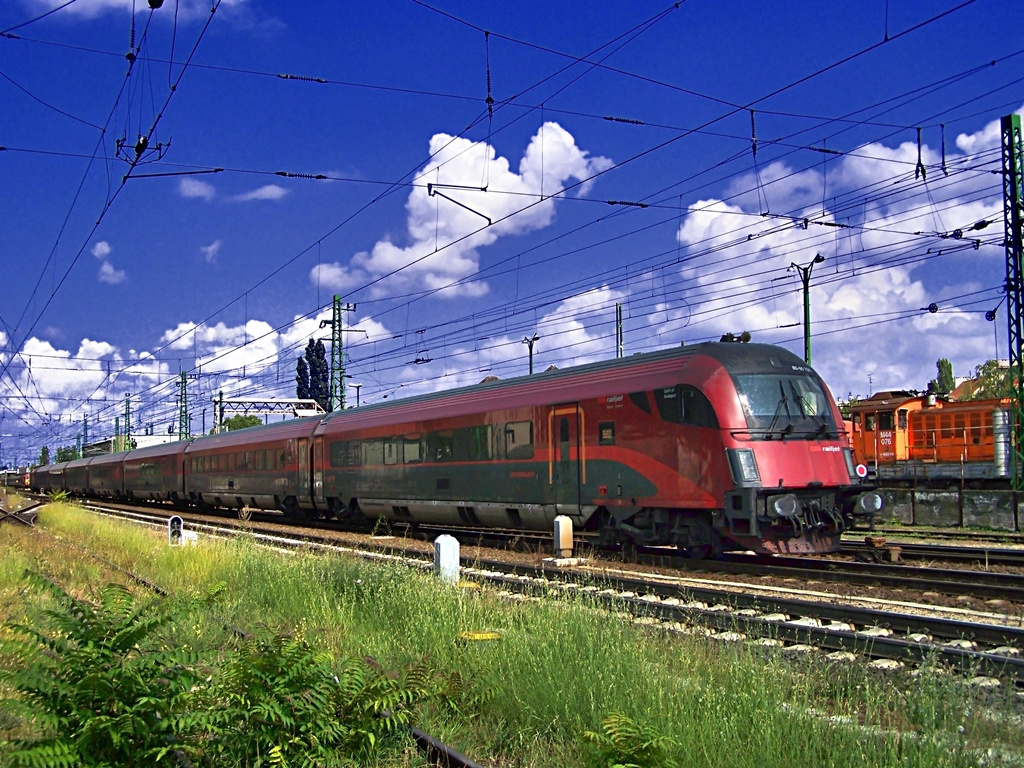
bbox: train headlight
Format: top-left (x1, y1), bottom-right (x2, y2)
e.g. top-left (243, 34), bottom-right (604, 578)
top-left (727, 448), bottom-right (761, 485)
top-left (843, 448), bottom-right (857, 481)
top-left (855, 491), bottom-right (884, 515)
top-left (771, 494), bottom-right (799, 518)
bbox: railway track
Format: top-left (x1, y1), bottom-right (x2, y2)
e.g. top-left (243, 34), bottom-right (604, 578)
top-left (61, 498), bottom-right (1024, 601)
top-left (71, 500), bottom-right (1024, 685)
top-left (866, 527), bottom-right (1024, 546)
top-left (842, 540), bottom-right (1024, 567)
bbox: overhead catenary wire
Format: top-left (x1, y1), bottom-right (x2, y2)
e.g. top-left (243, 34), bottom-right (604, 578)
top-left (0, 0), bottom-right (1007, 448)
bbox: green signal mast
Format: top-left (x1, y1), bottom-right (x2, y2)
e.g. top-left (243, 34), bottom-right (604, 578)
top-left (1002, 113), bottom-right (1024, 491)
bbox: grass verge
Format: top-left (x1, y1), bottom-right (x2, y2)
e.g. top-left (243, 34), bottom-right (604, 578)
top-left (1, 504), bottom-right (1022, 767)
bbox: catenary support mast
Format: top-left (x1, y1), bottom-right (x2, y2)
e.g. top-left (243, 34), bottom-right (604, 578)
top-left (1002, 113), bottom-right (1024, 492)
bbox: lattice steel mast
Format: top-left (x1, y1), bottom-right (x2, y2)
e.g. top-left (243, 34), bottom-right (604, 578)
top-left (1002, 114), bottom-right (1024, 490)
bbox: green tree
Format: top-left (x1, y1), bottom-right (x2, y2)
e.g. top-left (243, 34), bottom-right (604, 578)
top-left (217, 414), bottom-right (262, 433)
top-left (961, 359), bottom-right (1014, 401)
top-left (295, 354), bottom-right (310, 400)
top-left (929, 358), bottom-right (955, 395)
top-left (297, 338), bottom-right (330, 411)
top-left (55, 445), bottom-right (80, 462)
top-left (38, 446), bottom-right (50, 466)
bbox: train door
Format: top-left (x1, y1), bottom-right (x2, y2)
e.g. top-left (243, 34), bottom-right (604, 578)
top-left (298, 439), bottom-right (311, 505)
top-left (313, 436), bottom-right (325, 509)
top-left (549, 404), bottom-right (583, 516)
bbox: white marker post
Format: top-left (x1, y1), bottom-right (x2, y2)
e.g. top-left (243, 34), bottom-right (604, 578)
top-left (553, 515), bottom-right (573, 558)
top-left (433, 534), bottom-right (460, 584)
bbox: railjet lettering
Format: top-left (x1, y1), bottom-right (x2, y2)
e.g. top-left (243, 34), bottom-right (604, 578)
top-left (606, 395), bottom-right (624, 404)
top-left (819, 446), bottom-right (842, 452)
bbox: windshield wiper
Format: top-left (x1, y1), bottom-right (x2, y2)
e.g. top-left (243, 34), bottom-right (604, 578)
top-left (764, 382), bottom-right (794, 439)
top-left (786, 381), bottom-right (836, 438)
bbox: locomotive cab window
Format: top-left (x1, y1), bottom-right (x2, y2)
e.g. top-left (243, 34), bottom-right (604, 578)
top-left (733, 372), bottom-right (839, 438)
top-left (878, 412), bottom-right (894, 431)
top-left (505, 421), bottom-right (534, 460)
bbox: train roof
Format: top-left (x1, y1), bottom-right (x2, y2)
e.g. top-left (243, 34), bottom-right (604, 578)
top-left (316, 341), bottom-right (810, 431)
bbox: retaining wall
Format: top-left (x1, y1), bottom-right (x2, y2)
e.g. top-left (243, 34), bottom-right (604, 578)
top-left (878, 487), bottom-right (1020, 530)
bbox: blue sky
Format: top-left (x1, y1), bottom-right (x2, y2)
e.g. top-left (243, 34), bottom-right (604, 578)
top-left (1, 0), bottom-right (1022, 466)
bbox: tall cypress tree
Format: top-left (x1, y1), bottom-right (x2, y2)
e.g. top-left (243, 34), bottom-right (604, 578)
top-left (297, 338), bottom-right (329, 411)
top-left (295, 355), bottom-right (310, 400)
top-left (308, 339), bottom-right (330, 411)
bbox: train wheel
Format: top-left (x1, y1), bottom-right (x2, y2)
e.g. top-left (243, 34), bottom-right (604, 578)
top-left (620, 538), bottom-right (638, 563)
top-left (682, 529), bottom-right (722, 560)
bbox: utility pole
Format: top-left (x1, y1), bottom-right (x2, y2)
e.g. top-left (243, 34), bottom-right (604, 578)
top-left (211, 391), bottom-right (222, 434)
top-left (123, 394), bottom-right (132, 451)
top-left (615, 303), bottom-right (623, 358)
top-left (1001, 113), bottom-right (1024, 493)
top-left (178, 371), bottom-right (189, 441)
top-left (791, 253), bottom-right (825, 365)
top-left (523, 334), bottom-right (540, 374)
top-left (320, 295), bottom-right (356, 411)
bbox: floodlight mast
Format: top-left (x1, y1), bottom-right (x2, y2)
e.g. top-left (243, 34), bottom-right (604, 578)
top-left (790, 253), bottom-right (824, 365)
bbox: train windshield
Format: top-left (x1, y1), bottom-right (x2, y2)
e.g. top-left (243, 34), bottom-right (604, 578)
top-left (732, 373), bottom-right (840, 439)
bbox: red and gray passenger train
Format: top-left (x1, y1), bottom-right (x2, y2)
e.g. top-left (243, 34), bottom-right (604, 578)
top-left (29, 342), bottom-right (881, 556)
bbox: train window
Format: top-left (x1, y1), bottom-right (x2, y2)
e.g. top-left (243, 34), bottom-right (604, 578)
top-left (243, 452), bottom-right (249, 470)
top-left (865, 415), bottom-right (875, 431)
top-left (654, 387), bottom-right (681, 422)
top-left (428, 431), bottom-right (454, 462)
top-left (384, 439), bottom-right (400, 466)
top-left (954, 414), bottom-right (966, 438)
top-left (599, 422), bottom-right (615, 445)
top-left (362, 441), bottom-right (383, 466)
top-left (629, 392), bottom-right (652, 414)
top-left (654, 385), bottom-right (719, 428)
top-left (404, 435), bottom-right (423, 464)
top-left (923, 415), bottom-right (936, 446)
top-left (941, 415), bottom-right (953, 439)
top-left (971, 412), bottom-right (982, 444)
top-left (189, 458), bottom-right (196, 473)
top-left (345, 442), bottom-right (362, 467)
top-left (680, 386), bottom-right (719, 428)
top-left (898, 410), bottom-right (908, 430)
top-left (852, 414), bottom-right (861, 425)
top-left (255, 451), bottom-right (264, 471)
top-left (505, 421), bottom-right (534, 460)
top-left (228, 453), bottom-right (235, 471)
top-left (878, 412), bottom-right (894, 431)
top-left (330, 441), bottom-right (347, 467)
top-left (454, 425), bottom-right (492, 461)
top-left (279, 450), bottom-right (286, 467)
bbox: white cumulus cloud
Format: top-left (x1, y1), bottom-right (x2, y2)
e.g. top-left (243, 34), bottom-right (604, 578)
top-left (98, 261), bottom-right (126, 284)
top-left (179, 178), bottom-right (216, 201)
top-left (200, 239), bottom-right (222, 262)
top-left (313, 121), bottom-right (612, 299)
top-left (233, 184), bottom-right (289, 202)
top-left (91, 241), bottom-right (111, 259)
